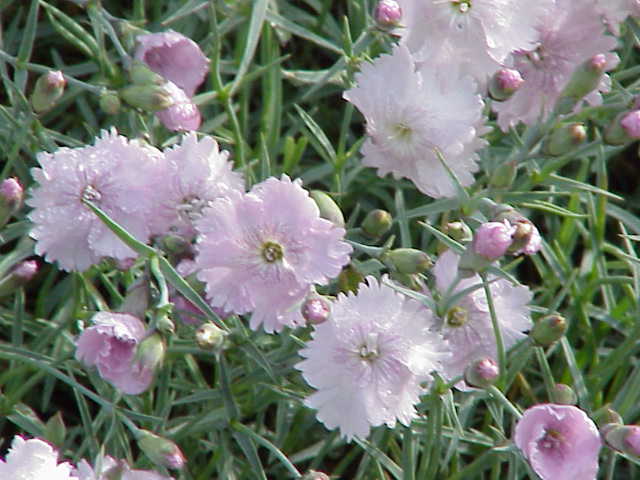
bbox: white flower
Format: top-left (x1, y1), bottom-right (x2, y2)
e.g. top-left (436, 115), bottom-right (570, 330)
top-left (296, 276), bottom-right (448, 441)
top-left (0, 436), bottom-right (77, 480)
top-left (344, 45), bottom-right (486, 198)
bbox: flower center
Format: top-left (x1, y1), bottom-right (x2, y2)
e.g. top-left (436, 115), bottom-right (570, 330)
top-left (81, 184), bottom-right (102, 204)
top-left (358, 332), bottom-right (380, 361)
top-left (393, 122), bottom-right (413, 141)
top-left (451, 0), bottom-right (471, 13)
top-left (261, 241), bottom-right (284, 263)
top-left (446, 306), bottom-right (468, 327)
top-left (539, 428), bottom-right (564, 451)
top-left (177, 195), bottom-right (212, 222)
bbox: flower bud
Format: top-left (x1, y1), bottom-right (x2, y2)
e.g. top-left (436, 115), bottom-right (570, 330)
top-left (135, 333), bottom-right (166, 374)
top-left (338, 265), bottom-right (363, 294)
top-left (543, 122), bottom-right (587, 156)
top-left (445, 221), bottom-right (472, 242)
top-left (489, 160), bottom-right (517, 189)
top-left (31, 70), bottom-right (66, 113)
top-left (374, 0), bottom-right (402, 29)
top-left (0, 178), bottom-right (24, 228)
top-left (44, 412), bottom-right (66, 448)
top-left (0, 260), bottom-right (38, 297)
top-left (473, 221), bottom-right (515, 261)
top-left (137, 430), bottom-right (185, 470)
top-left (530, 314), bottom-right (567, 346)
top-left (550, 383), bottom-right (577, 405)
top-left (592, 404), bottom-right (623, 429)
top-left (99, 90), bottom-right (121, 115)
top-left (464, 357), bottom-right (499, 388)
top-left (391, 271), bottom-right (424, 291)
top-left (119, 84), bottom-right (175, 112)
top-left (302, 471), bottom-right (330, 480)
top-left (494, 208), bottom-right (542, 256)
top-left (489, 68), bottom-right (524, 101)
top-left (383, 248), bottom-right (432, 274)
top-left (309, 190), bottom-right (345, 228)
top-left (605, 110), bottom-right (640, 145)
top-left (129, 60), bottom-right (165, 85)
top-left (362, 209), bottom-right (392, 239)
top-left (302, 295), bottom-right (331, 325)
top-left (604, 425), bottom-right (640, 456)
top-left (195, 323), bottom-right (227, 350)
top-left (556, 54), bottom-right (608, 113)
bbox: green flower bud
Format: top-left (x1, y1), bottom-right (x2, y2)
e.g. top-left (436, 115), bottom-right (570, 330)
top-left (119, 84), bottom-right (174, 112)
top-left (135, 333), bottom-right (166, 374)
top-left (556, 54), bottom-right (607, 114)
top-left (309, 190), bottom-right (345, 228)
top-left (0, 260), bottom-right (38, 297)
top-left (99, 90), bottom-right (121, 115)
top-left (391, 271), bottom-right (424, 291)
top-left (604, 424), bottom-right (640, 456)
top-left (530, 314), bottom-right (567, 346)
top-left (337, 265), bottom-right (363, 294)
top-left (137, 430), bottom-right (186, 470)
top-left (129, 60), bottom-right (165, 85)
top-left (362, 209), bottom-right (393, 239)
top-left (464, 357), bottom-right (499, 389)
top-left (31, 70), bottom-right (66, 113)
top-left (604, 110), bottom-right (640, 146)
top-left (550, 383), bottom-right (577, 405)
top-left (445, 221), bottom-right (472, 242)
top-left (490, 160), bottom-right (517, 189)
top-left (543, 122), bottom-right (587, 156)
top-left (383, 248), bottom-right (432, 274)
top-left (302, 471), bottom-right (330, 480)
top-left (44, 412), bottom-right (66, 447)
top-left (592, 404), bottom-right (623, 429)
top-left (195, 323), bottom-right (227, 350)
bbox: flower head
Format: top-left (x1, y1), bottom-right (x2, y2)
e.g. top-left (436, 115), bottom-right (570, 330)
top-left (28, 129), bottom-right (163, 271)
top-left (433, 250), bottom-right (532, 386)
top-left (195, 175), bottom-right (352, 332)
top-left (0, 436), bottom-right (77, 480)
top-left (152, 133), bottom-right (244, 239)
top-left (75, 312), bottom-right (153, 394)
top-left (514, 404), bottom-right (601, 480)
top-left (344, 45), bottom-right (486, 198)
top-left (135, 31), bottom-right (209, 97)
top-left (296, 276), bottom-right (448, 441)
top-left (493, 0), bottom-right (619, 130)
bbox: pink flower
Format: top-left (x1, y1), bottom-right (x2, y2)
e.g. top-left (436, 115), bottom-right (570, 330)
top-left (195, 175), bottom-right (352, 332)
top-left (135, 31), bottom-right (209, 97)
top-left (27, 129), bottom-right (163, 271)
top-left (344, 45), bottom-right (487, 198)
top-left (75, 312), bottom-right (153, 394)
top-left (514, 404), bottom-right (601, 480)
top-left (296, 276), bottom-right (448, 441)
top-left (75, 456), bottom-right (173, 480)
top-left (152, 133), bottom-right (244, 239)
top-left (155, 81), bottom-right (201, 132)
top-left (493, 0), bottom-right (619, 130)
top-left (473, 221), bottom-right (516, 260)
top-left (0, 436), bottom-right (76, 480)
top-left (433, 250), bottom-right (532, 386)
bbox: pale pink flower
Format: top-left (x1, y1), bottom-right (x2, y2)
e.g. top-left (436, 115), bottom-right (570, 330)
top-left (27, 129), bottom-right (163, 271)
top-left (397, 0), bottom-right (549, 88)
top-left (135, 31), bottom-right (209, 97)
top-left (75, 312), bottom-right (153, 394)
top-left (152, 133), bottom-right (244, 239)
top-left (296, 276), bottom-right (448, 441)
top-left (156, 81), bottom-right (201, 132)
top-left (473, 221), bottom-right (516, 260)
top-left (195, 175), bottom-right (352, 332)
top-left (0, 436), bottom-right (77, 480)
top-left (75, 456), bottom-right (173, 480)
top-left (597, 0), bottom-right (640, 35)
top-left (433, 250), bottom-right (532, 386)
top-left (514, 404), bottom-right (601, 480)
top-left (493, 0), bottom-right (619, 131)
top-left (344, 45), bottom-right (486, 198)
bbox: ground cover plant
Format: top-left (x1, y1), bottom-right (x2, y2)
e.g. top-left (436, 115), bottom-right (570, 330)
top-left (3, 0), bottom-right (640, 478)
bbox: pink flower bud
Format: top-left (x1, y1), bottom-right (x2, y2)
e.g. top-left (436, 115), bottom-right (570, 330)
top-left (13, 260), bottom-right (38, 281)
top-left (473, 221), bottom-right (515, 260)
top-left (489, 68), bottom-right (524, 101)
top-left (0, 260), bottom-right (39, 297)
top-left (156, 81), bottom-right (201, 131)
top-left (531, 314), bottom-right (567, 346)
top-left (604, 424), bottom-right (640, 456)
top-left (46, 70), bottom-right (66, 89)
top-left (374, 0), bottom-right (402, 28)
top-left (137, 430), bottom-right (186, 470)
top-left (625, 426), bottom-right (640, 456)
top-left (0, 177), bottom-right (23, 211)
top-left (302, 296), bottom-right (331, 325)
top-left (464, 357), bottom-right (499, 388)
top-left (31, 70), bottom-right (66, 113)
top-left (621, 110), bottom-right (640, 139)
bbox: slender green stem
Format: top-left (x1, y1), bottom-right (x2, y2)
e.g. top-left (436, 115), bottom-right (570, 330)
top-left (480, 272), bottom-right (506, 386)
top-left (534, 346), bottom-right (556, 400)
top-left (487, 386), bottom-right (522, 419)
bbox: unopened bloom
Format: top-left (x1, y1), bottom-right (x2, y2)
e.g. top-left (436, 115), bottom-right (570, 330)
top-left (514, 404), bottom-right (601, 480)
top-left (473, 221), bottom-right (516, 260)
top-left (75, 455), bottom-right (173, 480)
top-left (493, 0), bottom-right (619, 130)
top-left (75, 312), bottom-right (153, 394)
top-left (621, 110), bottom-right (640, 139)
top-left (398, 0), bottom-right (549, 87)
top-left (31, 70), bottom-right (66, 113)
top-left (135, 31), bottom-right (209, 97)
top-left (604, 424), bottom-right (640, 457)
top-left (152, 133), bottom-right (244, 240)
top-left (489, 68), bottom-right (524, 101)
top-left (155, 81), bottom-right (201, 131)
top-left (375, 0), bottom-right (402, 29)
top-left (296, 276), bottom-right (448, 441)
top-left (344, 45), bottom-right (487, 198)
top-left (195, 175), bottom-right (352, 332)
top-left (0, 436), bottom-right (76, 480)
top-left (433, 250), bottom-right (532, 386)
top-left (138, 430), bottom-right (185, 470)
top-left (28, 129), bottom-right (163, 271)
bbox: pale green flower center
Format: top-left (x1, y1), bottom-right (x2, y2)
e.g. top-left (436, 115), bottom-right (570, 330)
top-left (446, 306), bottom-right (468, 327)
top-left (261, 241), bottom-right (284, 263)
top-left (81, 184), bottom-right (102, 203)
top-left (393, 122), bottom-right (413, 141)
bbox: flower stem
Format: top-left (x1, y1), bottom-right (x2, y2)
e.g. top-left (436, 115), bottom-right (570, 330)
top-left (480, 272), bottom-right (506, 386)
